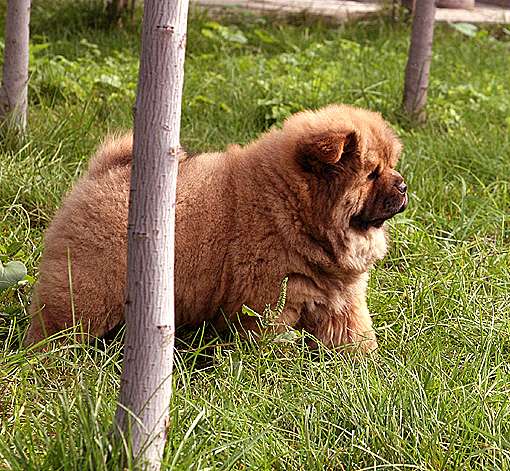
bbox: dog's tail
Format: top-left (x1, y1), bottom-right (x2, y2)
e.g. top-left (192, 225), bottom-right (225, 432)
top-left (87, 133), bottom-right (133, 179)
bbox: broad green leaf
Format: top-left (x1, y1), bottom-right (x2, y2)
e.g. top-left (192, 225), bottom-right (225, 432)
top-left (450, 23), bottom-right (478, 38)
top-left (0, 261), bottom-right (27, 291)
top-left (96, 74), bottom-right (122, 89)
top-left (242, 305), bottom-right (260, 318)
top-left (204, 21), bottom-right (222, 30)
top-left (223, 29), bottom-right (248, 45)
top-left (30, 42), bottom-right (51, 54)
top-left (200, 28), bottom-right (216, 40)
top-left (254, 29), bottom-right (276, 44)
top-left (272, 330), bottom-right (301, 344)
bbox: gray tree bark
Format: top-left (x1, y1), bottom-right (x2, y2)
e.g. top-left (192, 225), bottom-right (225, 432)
top-left (0, 0), bottom-right (31, 132)
top-left (114, 0), bottom-right (189, 469)
top-left (403, 0), bottom-right (436, 123)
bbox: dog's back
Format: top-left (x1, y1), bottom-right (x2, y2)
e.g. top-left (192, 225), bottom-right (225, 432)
top-left (25, 134), bottom-right (228, 344)
top-left (87, 133), bottom-right (133, 179)
top-left (25, 136), bottom-right (134, 344)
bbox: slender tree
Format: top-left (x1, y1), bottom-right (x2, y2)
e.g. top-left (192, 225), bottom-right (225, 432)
top-left (114, 0), bottom-right (189, 469)
top-left (105, 0), bottom-right (137, 26)
top-left (403, 0), bottom-right (436, 123)
top-left (0, 0), bottom-right (31, 132)
top-left (106, 0), bottom-right (127, 25)
top-left (129, 0), bottom-right (137, 26)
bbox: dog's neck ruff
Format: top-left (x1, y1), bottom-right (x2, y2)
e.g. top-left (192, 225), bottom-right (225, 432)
top-left (339, 227), bottom-right (388, 274)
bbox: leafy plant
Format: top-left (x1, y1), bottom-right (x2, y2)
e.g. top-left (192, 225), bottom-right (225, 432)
top-left (28, 38), bottom-right (138, 105)
top-left (449, 22), bottom-right (478, 38)
top-left (0, 261), bottom-right (27, 291)
top-left (201, 21), bottom-right (248, 45)
top-left (242, 277), bottom-right (289, 328)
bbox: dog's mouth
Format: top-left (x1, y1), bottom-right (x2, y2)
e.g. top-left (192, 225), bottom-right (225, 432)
top-left (350, 215), bottom-right (385, 230)
top-left (351, 194), bottom-right (408, 230)
top-left (397, 193), bottom-right (408, 214)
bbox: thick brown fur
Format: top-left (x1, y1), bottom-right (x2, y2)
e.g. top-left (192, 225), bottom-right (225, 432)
top-left (26, 104), bottom-right (407, 351)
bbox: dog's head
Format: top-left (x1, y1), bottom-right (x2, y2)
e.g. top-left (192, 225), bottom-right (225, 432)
top-left (283, 105), bottom-right (407, 231)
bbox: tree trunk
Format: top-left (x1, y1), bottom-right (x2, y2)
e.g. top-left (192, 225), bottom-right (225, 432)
top-left (114, 0), bottom-right (189, 469)
top-left (403, 0), bottom-right (436, 123)
top-left (0, 0), bottom-right (31, 132)
top-left (401, 0), bottom-right (415, 11)
top-left (106, 0), bottom-right (129, 26)
top-left (129, 0), bottom-right (137, 26)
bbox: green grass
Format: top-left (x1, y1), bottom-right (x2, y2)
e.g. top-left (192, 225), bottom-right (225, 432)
top-left (1, 1), bottom-right (510, 469)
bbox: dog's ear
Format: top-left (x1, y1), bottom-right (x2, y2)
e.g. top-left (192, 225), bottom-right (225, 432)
top-left (297, 131), bottom-right (359, 166)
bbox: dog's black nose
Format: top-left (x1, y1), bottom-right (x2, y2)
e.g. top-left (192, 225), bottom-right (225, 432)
top-left (396, 181), bottom-right (407, 194)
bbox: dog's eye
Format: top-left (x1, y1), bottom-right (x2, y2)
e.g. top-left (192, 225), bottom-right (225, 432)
top-left (368, 168), bottom-right (380, 180)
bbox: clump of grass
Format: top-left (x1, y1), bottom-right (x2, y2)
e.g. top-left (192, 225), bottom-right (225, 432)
top-left (1, 1), bottom-right (510, 469)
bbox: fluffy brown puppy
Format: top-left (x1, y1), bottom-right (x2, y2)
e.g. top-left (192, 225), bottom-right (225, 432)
top-left (26, 104), bottom-right (407, 351)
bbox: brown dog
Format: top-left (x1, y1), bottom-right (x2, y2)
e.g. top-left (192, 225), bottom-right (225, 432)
top-left (26, 104), bottom-right (407, 351)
